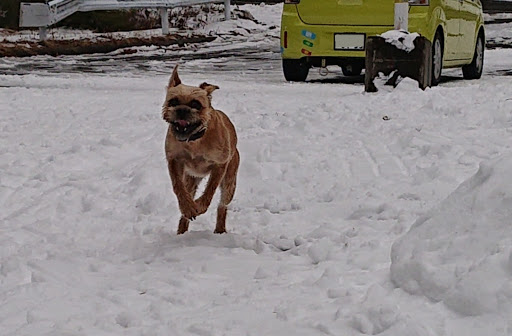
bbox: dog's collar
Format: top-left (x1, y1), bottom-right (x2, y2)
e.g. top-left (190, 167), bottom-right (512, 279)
top-left (180, 128), bottom-right (206, 142)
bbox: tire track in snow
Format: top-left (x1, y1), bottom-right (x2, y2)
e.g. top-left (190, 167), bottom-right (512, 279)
top-left (1, 183), bottom-right (65, 223)
top-left (360, 141), bottom-right (381, 178)
top-left (391, 151), bottom-right (410, 177)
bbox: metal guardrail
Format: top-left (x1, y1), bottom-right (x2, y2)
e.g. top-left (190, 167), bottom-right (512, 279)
top-left (20, 0), bottom-right (231, 40)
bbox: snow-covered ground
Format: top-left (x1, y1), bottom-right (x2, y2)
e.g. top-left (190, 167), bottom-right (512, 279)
top-left (2, 4), bottom-right (512, 336)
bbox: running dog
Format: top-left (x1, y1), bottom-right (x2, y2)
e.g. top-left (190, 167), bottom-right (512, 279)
top-left (162, 65), bottom-right (239, 234)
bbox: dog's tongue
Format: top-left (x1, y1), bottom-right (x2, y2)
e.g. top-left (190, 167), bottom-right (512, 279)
top-left (175, 120), bottom-right (189, 127)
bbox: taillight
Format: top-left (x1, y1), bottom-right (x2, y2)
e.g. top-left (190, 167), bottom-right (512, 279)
top-left (284, 31), bottom-right (288, 48)
top-left (285, 0), bottom-right (300, 4)
top-left (301, 49), bottom-right (312, 56)
top-left (409, 0), bottom-right (429, 5)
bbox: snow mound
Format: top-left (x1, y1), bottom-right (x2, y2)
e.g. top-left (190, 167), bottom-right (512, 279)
top-left (391, 155), bottom-right (512, 316)
top-left (351, 285), bottom-right (435, 336)
top-left (380, 30), bottom-right (419, 52)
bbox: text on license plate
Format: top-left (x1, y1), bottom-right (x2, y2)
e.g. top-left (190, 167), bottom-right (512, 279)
top-left (334, 34), bottom-right (365, 50)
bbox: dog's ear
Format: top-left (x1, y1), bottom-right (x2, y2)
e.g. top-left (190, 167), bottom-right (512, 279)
top-left (168, 65), bottom-right (182, 88)
top-left (199, 82), bottom-right (219, 96)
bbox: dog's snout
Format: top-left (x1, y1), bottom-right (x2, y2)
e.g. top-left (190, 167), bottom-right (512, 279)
top-left (176, 107), bottom-right (191, 120)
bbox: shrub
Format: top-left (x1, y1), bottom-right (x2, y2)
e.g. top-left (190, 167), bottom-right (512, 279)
top-left (0, 0), bottom-right (23, 29)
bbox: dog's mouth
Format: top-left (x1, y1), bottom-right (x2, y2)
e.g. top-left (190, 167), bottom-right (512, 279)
top-left (170, 120), bottom-right (204, 141)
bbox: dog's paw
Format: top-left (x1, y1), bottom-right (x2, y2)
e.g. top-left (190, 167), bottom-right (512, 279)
top-left (180, 200), bottom-right (199, 220)
top-left (195, 196), bottom-right (210, 216)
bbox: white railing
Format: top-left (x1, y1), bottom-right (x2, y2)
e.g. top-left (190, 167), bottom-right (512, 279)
top-left (19, 0), bottom-right (231, 40)
top-left (49, 0), bottom-right (82, 24)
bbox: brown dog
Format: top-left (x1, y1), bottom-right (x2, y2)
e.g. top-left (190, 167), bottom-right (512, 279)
top-left (162, 65), bottom-right (239, 234)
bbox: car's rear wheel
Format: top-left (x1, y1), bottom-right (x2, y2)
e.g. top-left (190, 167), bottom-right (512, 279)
top-left (342, 63), bottom-right (363, 76)
top-left (282, 59), bottom-right (309, 82)
top-left (431, 30), bottom-right (443, 86)
top-left (462, 33), bottom-right (484, 80)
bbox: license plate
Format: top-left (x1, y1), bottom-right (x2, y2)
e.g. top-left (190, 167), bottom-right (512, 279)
top-left (334, 34), bottom-right (365, 51)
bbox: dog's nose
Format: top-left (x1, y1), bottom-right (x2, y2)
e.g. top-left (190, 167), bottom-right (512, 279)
top-left (176, 107), bottom-right (191, 120)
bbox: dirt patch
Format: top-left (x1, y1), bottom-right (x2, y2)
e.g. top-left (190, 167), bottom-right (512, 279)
top-left (486, 41), bottom-right (512, 49)
top-left (0, 34), bottom-right (216, 57)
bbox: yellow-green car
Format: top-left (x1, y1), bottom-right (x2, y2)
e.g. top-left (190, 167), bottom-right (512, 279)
top-left (280, 0), bottom-right (485, 85)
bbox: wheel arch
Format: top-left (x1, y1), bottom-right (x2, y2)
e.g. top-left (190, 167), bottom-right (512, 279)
top-left (469, 25), bottom-right (485, 60)
top-left (477, 25), bottom-right (485, 45)
top-left (435, 25), bottom-right (445, 51)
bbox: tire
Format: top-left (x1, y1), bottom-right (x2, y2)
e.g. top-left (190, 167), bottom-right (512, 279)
top-left (341, 63), bottom-right (363, 76)
top-left (462, 33), bottom-right (484, 80)
top-left (282, 59), bottom-right (309, 82)
top-left (431, 30), bottom-right (443, 86)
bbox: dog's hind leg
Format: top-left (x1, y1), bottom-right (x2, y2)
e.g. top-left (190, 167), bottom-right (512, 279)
top-left (215, 150), bottom-right (239, 234)
top-left (177, 175), bottom-right (202, 234)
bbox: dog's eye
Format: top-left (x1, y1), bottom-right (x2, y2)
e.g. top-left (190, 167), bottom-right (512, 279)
top-left (189, 100), bottom-right (202, 110)
top-left (168, 98), bottom-right (180, 107)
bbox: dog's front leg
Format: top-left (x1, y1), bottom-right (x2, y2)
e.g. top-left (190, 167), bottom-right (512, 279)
top-left (168, 160), bottom-right (198, 223)
top-left (195, 164), bottom-right (227, 216)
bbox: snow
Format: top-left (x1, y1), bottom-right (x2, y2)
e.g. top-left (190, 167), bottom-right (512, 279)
top-left (391, 155), bottom-right (512, 318)
top-left (2, 3), bottom-right (512, 336)
top-left (0, 27), bottom-right (172, 43)
top-left (486, 20), bottom-right (512, 46)
top-left (380, 30), bottom-right (419, 52)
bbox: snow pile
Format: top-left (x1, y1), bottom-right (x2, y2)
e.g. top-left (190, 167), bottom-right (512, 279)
top-left (380, 30), bottom-right (419, 52)
top-left (391, 154), bottom-right (512, 318)
top-left (197, 3), bottom-right (281, 38)
top-left (351, 284), bottom-right (438, 336)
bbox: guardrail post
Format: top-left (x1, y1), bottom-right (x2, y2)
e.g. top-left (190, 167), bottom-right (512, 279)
top-left (160, 8), bottom-right (169, 34)
top-left (224, 0), bottom-right (230, 20)
top-left (39, 27), bottom-right (48, 41)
